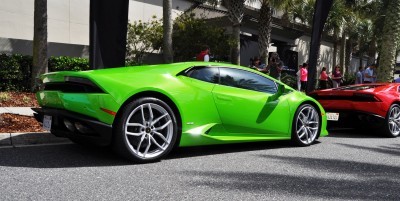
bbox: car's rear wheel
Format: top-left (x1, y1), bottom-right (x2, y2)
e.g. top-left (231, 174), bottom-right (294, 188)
top-left (113, 97), bottom-right (178, 162)
top-left (383, 104), bottom-right (400, 137)
top-left (292, 104), bottom-right (320, 146)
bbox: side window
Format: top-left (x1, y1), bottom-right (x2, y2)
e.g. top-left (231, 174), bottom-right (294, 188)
top-left (219, 67), bottom-right (277, 93)
top-left (186, 67), bottom-right (219, 84)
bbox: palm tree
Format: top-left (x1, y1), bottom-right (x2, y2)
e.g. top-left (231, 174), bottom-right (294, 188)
top-left (257, 0), bottom-right (302, 65)
top-left (32, 0), bottom-right (48, 92)
top-left (377, 0), bottom-right (400, 82)
top-left (163, 0), bottom-right (173, 63)
top-left (225, 0), bottom-right (246, 65)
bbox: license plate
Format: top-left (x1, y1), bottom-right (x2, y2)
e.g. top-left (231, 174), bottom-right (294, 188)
top-left (326, 112), bottom-right (339, 121)
top-left (43, 115), bottom-right (52, 131)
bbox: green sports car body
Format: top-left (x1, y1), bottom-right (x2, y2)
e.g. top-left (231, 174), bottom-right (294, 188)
top-left (33, 62), bottom-right (328, 162)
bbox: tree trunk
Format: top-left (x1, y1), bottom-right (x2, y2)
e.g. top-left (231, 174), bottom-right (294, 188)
top-left (258, 1), bottom-right (272, 65)
top-left (225, 0), bottom-right (245, 65)
top-left (377, 0), bottom-right (400, 82)
top-left (367, 37), bottom-right (377, 65)
top-left (163, 0), bottom-right (173, 63)
top-left (231, 24), bottom-right (241, 65)
top-left (32, 0), bottom-right (48, 92)
top-left (339, 31), bottom-right (346, 72)
top-left (332, 27), bottom-right (339, 68)
top-left (345, 38), bottom-right (353, 75)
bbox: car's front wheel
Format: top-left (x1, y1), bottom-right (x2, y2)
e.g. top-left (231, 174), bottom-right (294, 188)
top-left (383, 104), bottom-right (400, 137)
top-left (291, 104), bottom-right (320, 146)
top-left (113, 97), bottom-right (178, 162)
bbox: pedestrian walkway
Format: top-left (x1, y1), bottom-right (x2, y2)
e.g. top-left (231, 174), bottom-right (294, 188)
top-left (0, 107), bottom-right (34, 116)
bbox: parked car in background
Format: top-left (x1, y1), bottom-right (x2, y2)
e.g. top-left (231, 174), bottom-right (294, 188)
top-left (309, 83), bottom-right (400, 138)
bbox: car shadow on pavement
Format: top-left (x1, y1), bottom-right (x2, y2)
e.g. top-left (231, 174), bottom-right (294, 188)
top-left (0, 144), bottom-right (133, 168)
top-left (180, 155), bottom-right (400, 200)
top-left (0, 139), bottom-right (320, 168)
top-left (336, 142), bottom-right (400, 157)
top-left (166, 140), bottom-right (299, 160)
top-left (326, 128), bottom-right (384, 139)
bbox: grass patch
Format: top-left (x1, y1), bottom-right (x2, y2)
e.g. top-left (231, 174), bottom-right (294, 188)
top-left (0, 92), bottom-right (10, 102)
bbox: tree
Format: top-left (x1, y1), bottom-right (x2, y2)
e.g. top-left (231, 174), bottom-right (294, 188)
top-left (126, 17), bottom-right (163, 65)
top-left (225, 0), bottom-right (246, 65)
top-left (173, 14), bottom-right (231, 62)
top-left (377, 0), bottom-right (400, 82)
top-left (32, 0), bottom-right (48, 92)
top-left (163, 0), bottom-right (173, 63)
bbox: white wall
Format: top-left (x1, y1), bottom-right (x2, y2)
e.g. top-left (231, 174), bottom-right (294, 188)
top-left (128, 0), bottom-right (192, 22)
top-left (292, 35), bottom-right (338, 74)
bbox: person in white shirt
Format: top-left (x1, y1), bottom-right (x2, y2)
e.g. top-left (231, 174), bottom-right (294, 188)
top-left (364, 64), bottom-right (377, 83)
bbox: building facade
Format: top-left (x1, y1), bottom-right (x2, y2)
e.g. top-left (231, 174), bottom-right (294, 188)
top-left (0, 0), bottom-right (366, 74)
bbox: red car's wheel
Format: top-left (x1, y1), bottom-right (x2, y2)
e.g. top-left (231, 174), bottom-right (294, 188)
top-left (384, 104), bottom-right (400, 137)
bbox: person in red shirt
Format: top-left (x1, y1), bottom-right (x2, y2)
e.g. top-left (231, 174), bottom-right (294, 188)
top-left (319, 66), bottom-right (328, 89)
top-left (196, 45), bottom-right (210, 62)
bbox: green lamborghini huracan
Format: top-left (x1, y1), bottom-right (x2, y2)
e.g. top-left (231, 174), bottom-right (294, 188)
top-left (33, 62), bottom-right (328, 162)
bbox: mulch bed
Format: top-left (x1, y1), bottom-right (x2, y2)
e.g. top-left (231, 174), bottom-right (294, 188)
top-left (0, 92), bottom-right (44, 133)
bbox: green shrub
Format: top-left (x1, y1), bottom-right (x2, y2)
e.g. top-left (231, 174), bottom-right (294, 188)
top-left (0, 54), bottom-right (90, 92)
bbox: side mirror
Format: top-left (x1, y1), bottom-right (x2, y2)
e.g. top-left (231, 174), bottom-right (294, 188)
top-left (277, 83), bottom-right (285, 95)
top-left (268, 83), bottom-right (285, 102)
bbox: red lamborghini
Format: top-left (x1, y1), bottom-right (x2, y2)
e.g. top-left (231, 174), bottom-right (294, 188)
top-left (309, 83), bottom-right (400, 137)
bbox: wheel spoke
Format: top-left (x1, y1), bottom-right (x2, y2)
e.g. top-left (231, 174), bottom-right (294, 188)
top-left (154, 131), bottom-right (169, 144)
top-left (297, 125), bottom-right (305, 134)
top-left (150, 136), bottom-right (165, 151)
top-left (126, 131), bottom-right (145, 136)
top-left (143, 137), bottom-right (151, 157)
top-left (127, 123), bottom-right (145, 128)
top-left (141, 105), bottom-right (146, 124)
top-left (155, 120), bottom-right (172, 131)
top-left (148, 103), bottom-right (153, 123)
top-left (137, 134), bottom-right (146, 153)
top-left (151, 113), bottom-right (168, 126)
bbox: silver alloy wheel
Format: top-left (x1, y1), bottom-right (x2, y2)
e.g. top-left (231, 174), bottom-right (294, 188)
top-left (388, 105), bottom-right (400, 136)
top-left (124, 103), bottom-right (174, 159)
top-left (295, 105), bottom-right (319, 145)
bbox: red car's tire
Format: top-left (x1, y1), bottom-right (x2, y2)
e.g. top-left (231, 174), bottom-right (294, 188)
top-left (383, 104), bottom-right (400, 138)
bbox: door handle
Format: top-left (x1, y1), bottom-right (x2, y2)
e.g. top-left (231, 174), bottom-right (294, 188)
top-left (216, 95), bottom-right (232, 101)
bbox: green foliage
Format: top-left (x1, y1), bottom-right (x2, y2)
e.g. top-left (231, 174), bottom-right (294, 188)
top-left (48, 56), bottom-right (89, 71)
top-left (0, 54), bottom-right (89, 92)
top-left (342, 72), bottom-right (356, 86)
top-left (173, 13), bottom-right (231, 62)
top-left (0, 54), bottom-right (32, 91)
top-left (0, 92), bottom-right (11, 102)
top-left (126, 16), bottom-right (163, 65)
top-left (281, 72), bottom-right (297, 89)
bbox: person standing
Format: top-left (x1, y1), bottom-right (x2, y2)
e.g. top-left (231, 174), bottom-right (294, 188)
top-left (364, 64), bottom-right (377, 83)
top-left (300, 63), bottom-right (308, 92)
top-left (296, 65), bottom-right (302, 91)
top-left (355, 66), bottom-right (364, 84)
top-left (331, 66), bottom-right (342, 88)
top-left (319, 67), bottom-right (328, 89)
top-left (267, 53), bottom-right (283, 80)
top-left (196, 45), bottom-right (210, 62)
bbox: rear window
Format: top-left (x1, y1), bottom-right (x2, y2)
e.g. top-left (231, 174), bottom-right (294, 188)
top-left (334, 85), bottom-right (384, 91)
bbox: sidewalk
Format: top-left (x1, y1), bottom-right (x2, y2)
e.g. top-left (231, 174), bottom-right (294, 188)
top-left (0, 107), bottom-right (71, 147)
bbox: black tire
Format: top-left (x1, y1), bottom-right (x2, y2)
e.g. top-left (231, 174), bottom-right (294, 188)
top-left (291, 104), bottom-right (320, 146)
top-left (382, 104), bottom-right (400, 138)
top-left (113, 97), bottom-right (178, 162)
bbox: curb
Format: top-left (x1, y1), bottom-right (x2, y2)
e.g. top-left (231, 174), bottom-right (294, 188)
top-left (0, 132), bottom-right (71, 147)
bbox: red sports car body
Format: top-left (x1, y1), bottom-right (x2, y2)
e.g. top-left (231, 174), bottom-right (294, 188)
top-left (309, 83), bottom-right (400, 137)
